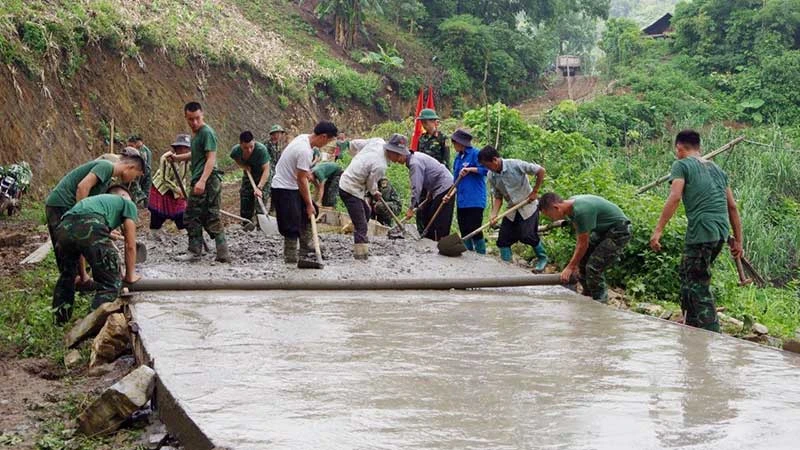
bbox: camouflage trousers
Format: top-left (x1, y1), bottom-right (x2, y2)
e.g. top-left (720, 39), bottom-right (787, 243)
top-left (125, 180), bottom-right (148, 207)
top-left (53, 214), bottom-right (121, 324)
top-left (186, 174), bottom-right (225, 253)
top-left (239, 175), bottom-right (269, 224)
top-left (373, 198), bottom-right (401, 226)
top-left (579, 221), bottom-right (632, 302)
top-left (45, 205), bottom-right (70, 272)
top-left (680, 240), bottom-right (724, 332)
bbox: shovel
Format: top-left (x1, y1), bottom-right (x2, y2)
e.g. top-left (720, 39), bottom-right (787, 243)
top-left (379, 196), bottom-right (419, 239)
top-left (420, 172), bottom-right (466, 239)
top-left (307, 212), bottom-right (325, 269)
top-left (245, 170), bottom-right (279, 235)
top-left (438, 199), bottom-right (534, 257)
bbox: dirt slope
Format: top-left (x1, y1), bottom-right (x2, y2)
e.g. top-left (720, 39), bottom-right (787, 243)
top-left (515, 75), bottom-right (603, 120)
top-left (0, 46), bottom-right (388, 197)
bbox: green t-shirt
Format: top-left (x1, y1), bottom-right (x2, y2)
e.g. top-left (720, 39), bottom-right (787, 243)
top-left (64, 194), bottom-right (138, 229)
top-left (190, 125), bottom-right (218, 183)
top-left (230, 142), bottom-right (270, 180)
top-left (312, 162), bottom-right (341, 182)
top-left (568, 194), bottom-right (629, 234)
top-left (46, 160), bottom-right (115, 208)
top-left (670, 156), bottom-right (730, 244)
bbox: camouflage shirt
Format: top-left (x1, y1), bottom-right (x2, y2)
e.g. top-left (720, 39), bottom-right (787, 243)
top-left (418, 131), bottom-right (450, 169)
top-left (378, 178), bottom-right (402, 212)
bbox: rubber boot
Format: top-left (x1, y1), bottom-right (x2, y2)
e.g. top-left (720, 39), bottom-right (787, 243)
top-left (464, 238), bottom-right (475, 252)
top-left (215, 241), bottom-right (231, 263)
top-left (533, 241), bottom-right (548, 272)
top-left (283, 238), bottom-right (298, 264)
top-left (474, 238), bottom-right (487, 255)
top-left (353, 243), bottom-right (369, 260)
top-left (175, 242), bottom-right (202, 262)
top-left (499, 246), bottom-right (513, 262)
top-left (297, 229), bottom-right (323, 269)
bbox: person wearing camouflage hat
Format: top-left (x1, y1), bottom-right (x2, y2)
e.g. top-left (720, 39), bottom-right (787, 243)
top-left (417, 108), bottom-right (450, 169)
top-left (267, 125), bottom-right (286, 192)
top-left (52, 186), bottom-right (141, 324)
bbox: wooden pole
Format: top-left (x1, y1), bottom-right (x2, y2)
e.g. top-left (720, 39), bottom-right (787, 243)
top-left (495, 110), bottom-right (501, 149)
top-left (635, 136), bottom-right (746, 194)
top-left (109, 118), bottom-right (114, 154)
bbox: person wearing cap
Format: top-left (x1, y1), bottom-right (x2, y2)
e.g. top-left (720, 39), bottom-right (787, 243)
top-left (267, 124), bottom-right (286, 178)
top-left (417, 108), bottom-right (450, 169)
top-left (167, 102), bottom-right (229, 263)
top-left (310, 162), bottom-right (344, 208)
top-left (478, 146), bottom-right (548, 270)
top-left (230, 131), bottom-right (271, 226)
top-left (271, 121), bottom-right (338, 268)
top-left (446, 129), bottom-right (488, 254)
top-left (147, 134), bottom-right (192, 234)
top-left (385, 134), bottom-right (454, 241)
top-left (334, 132), bottom-right (348, 161)
top-left (51, 185), bottom-right (141, 324)
top-left (128, 134), bottom-right (152, 203)
top-left (46, 151), bottom-right (144, 292)
top-left (337, 136), bottom-right (399, 259)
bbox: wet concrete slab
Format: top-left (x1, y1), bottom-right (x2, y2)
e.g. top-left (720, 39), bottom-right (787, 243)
top-left (132, 285), bottom-right (800, 450)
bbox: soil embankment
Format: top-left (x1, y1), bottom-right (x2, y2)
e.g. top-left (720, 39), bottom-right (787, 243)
top-left (0, 47), bottom-right (381, 197)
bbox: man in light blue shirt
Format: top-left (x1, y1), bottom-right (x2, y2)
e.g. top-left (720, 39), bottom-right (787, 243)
top-left (478, 146), bottom-right (548, 270)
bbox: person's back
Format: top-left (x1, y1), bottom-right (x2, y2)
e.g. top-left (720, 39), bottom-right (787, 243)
top-left (570, 194), bottom-right (629, 235)
top-left (671, 157), bottom-right (730, 244)
top-left (408, 151), bottom-right (452, 198)
top-left (46, 160), bottom-right (115, 209)
top-left (272, 134), bottom-right (312, 190)
top-left (340, 143), bottom-right (387, 198)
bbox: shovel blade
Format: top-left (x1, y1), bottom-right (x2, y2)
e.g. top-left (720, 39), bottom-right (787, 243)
top-left (437, 233), bottom-right (467, 257)
top-left (256, 213), bottom-right (279, 235)
top-left (135, 242), bottom-right (147, 264)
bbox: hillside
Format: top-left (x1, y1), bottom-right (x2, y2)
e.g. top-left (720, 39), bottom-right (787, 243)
top-left (0, 0), bottom-right (445, 192)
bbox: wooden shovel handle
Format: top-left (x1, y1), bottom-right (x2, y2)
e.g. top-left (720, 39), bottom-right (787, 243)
top-left (421, 173), bottom-right (466, 237)
top-left (463, 199), bottom-right (534, 241)
top-left (728, 237), bottom-right (752, 286)
top-left (245, 169), bottom-right (269, 215)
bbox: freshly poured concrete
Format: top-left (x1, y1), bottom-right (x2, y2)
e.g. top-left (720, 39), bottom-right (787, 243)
top-left (132, 284), bottom-right (800, 449)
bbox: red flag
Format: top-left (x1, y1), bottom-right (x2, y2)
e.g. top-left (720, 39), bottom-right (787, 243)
top-left (410, 87), bottom-right (424, 151)
top-left (426, 85), bottom-right (435, 109)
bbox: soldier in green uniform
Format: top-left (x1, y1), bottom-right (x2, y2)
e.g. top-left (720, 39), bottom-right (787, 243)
top-left (167, 102), bottom-right (230, 262)
top-left (539, 193), bottom-right (632, 303)
top-left (230, 131), bottom-right (271, 225)
top-left (267, 125), bottom-right (286, 177)
top-left (310, 162), bottom-right (344, 207)
top-left (417, 108), bottom-right (450, 169)
top-left (128, 134), bottom-right (152, 205)
top-left (650, 130), bottom-right (744, 332)
top-left (370, 178), bottom-right (402, 226)
top-left (52, 186), bottom-right (141, 324)
top-left (46, 154), bottom-right (144, 290)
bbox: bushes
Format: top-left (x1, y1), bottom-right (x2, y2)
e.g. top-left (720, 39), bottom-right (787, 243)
top-left (312, 68), bottom-right (381, 106)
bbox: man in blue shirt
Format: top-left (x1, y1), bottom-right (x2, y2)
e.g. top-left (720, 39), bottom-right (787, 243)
top-left (478, 146), bottom-right (548, 271)
top-left (445, 129), bottom-right (488, 254)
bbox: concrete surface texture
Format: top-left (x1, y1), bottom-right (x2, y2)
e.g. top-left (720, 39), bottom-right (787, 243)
top-left (132, 281), bottom-right (800, 449)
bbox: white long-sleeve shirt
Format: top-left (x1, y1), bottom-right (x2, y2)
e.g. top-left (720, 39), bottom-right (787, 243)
top-left (339, 138), bottom-right (388, 199)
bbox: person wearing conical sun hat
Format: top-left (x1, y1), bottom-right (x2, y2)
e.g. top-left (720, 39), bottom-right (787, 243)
top-left (416, 108), bottom-right (450, 169)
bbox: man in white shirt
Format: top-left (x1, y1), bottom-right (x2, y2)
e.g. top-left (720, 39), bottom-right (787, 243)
top-left (338, 134), bottom-right (406, 260)
top-left (270, 121), bottom-right (338, 268)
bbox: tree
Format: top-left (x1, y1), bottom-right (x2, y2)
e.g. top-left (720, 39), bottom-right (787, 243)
top-left (599, 18), bottom-right (645, 75)
top-left (315, 0), bottom-right (384, 49)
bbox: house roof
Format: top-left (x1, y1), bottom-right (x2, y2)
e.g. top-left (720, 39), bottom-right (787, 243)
top-left (642, 13), bottom-right (673, 36)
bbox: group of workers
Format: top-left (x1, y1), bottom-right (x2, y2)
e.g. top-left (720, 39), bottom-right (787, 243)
top-left (45, 102), bottom-right (742, 334)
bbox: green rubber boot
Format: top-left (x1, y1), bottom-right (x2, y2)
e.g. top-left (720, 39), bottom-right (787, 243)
top-left (499, 247), bottom-right (513, 262)
top-left (474, 238), bottom-right (487, 255)
top-left (533, 241), bottom-right (548, 272)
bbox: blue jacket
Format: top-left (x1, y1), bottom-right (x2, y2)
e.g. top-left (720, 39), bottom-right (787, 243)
top-left (452, 146), bottom-right (488, 209)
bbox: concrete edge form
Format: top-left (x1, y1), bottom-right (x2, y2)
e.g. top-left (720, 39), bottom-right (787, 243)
top-left (127, 303), bottom-right (216, 450)
top-left (129, 274), bottom-right (564, 292)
